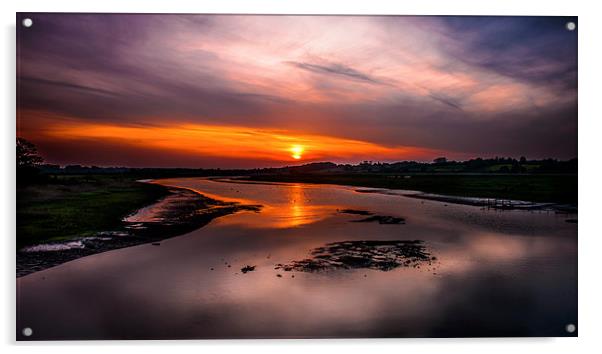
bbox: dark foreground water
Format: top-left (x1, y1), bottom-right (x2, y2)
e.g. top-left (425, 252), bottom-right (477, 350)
top-left (16, 178), bottom-right (577, 339)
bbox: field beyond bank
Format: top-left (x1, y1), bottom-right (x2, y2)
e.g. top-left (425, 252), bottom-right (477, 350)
top-left (245, 173), bottom-right (578, 205)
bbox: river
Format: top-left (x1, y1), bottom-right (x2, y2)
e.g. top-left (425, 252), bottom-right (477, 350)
top-left (16, 177), bottom-right (577, 339)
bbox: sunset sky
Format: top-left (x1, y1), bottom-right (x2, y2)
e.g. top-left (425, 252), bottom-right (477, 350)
top-left (17, 14), bottom-right (577, 168)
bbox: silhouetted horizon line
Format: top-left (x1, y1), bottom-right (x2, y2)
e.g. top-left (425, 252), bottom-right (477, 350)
top-left (38, 156), bottom-right (578, 171)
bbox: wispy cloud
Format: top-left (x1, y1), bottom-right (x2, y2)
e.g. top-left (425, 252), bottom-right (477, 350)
top-left (286, 61), bottom-right (383, 85)
top-left (428, 93), bottom-right (463, 111)
top-left (19, 76), bottom-right (120, 97)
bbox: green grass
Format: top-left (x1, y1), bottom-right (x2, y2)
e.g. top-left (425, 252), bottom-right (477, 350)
top-left (247, 173), bottom-right (577, 205)
top-left (486, 164), bottom-right (513, 172)
top-left (17, 175), bottom-right (169, 249)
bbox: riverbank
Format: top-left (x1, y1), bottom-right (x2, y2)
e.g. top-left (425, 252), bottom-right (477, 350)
top-left (17, 175), bottom-right (169, 249)
top-left (17, 177), bottom-right (260, 277)
top-left (353, 188), bottom-right (577, 213)
top-left (244, 173), bottom-right (577, 205)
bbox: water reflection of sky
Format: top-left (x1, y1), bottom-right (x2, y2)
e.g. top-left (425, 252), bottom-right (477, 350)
top-left (17, 178), bottom-right (577, 339)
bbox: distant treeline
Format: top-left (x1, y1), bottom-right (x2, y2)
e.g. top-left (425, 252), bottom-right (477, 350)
top-left (329, 157), bottom-right (578, 174)
top-left (37, 157), bottom-right (577, 177)
top-left (38, 165), bottom-right (250, 178)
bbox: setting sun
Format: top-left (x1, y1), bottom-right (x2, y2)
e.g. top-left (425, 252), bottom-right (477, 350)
top-left (290, 145), bottom-right (304, 160)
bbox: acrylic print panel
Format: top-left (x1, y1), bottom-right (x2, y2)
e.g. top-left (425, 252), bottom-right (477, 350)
top-left (16, 13), bottom-right (577, 340)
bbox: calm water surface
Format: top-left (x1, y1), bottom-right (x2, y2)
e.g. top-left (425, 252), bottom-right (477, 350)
top-left (16, 177), bottom-right (577, 339)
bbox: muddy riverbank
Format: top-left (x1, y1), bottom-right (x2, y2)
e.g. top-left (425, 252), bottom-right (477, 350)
top-left (17, 183), bottom-right (260, 277)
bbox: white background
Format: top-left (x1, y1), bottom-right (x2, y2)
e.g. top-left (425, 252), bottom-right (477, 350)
top-left (1, 0), bottom-right (600, 352)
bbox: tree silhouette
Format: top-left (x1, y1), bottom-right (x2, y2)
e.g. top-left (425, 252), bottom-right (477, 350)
top-left (17, 138), bottom-right (43, 168)
top-left (17, 138), bottom-right (44, 184)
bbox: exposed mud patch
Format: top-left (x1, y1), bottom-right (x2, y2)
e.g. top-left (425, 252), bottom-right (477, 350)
top-left (338, 209), bottom-right (373, 216)
top-left (338, 209), bottom-right (405, 224)
top-left (275, 240), bottom-right (433, 272)
top-left (352, 215), bottom-right (405, 224)
top-left (241, 265), bottom-right (256, 273)
top-left (124, 187), bottom-right (261, 228)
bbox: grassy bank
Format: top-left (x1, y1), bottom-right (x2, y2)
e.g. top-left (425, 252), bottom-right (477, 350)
top-left (16, 175), bottom-right (169, 249)
top-left (246, 173), bottom-right (577, 205)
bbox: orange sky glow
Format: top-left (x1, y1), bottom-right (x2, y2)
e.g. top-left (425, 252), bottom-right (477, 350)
top-left (20, 111), bottom-right (449, 166)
